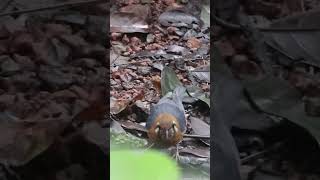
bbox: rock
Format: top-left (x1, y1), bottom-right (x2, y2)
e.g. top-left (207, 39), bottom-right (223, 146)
top-left (146, 34), bottom-right (154, 43)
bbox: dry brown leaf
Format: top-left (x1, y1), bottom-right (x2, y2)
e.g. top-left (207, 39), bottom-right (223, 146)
top-left (110, 97), bottom-right (130, 115)
top-left (151, 75), bottom-right (161, 94)
top-left (186, 37), bottom-right (201, 50)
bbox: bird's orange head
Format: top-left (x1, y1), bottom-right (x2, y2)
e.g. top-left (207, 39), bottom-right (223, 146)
top-left (147, 113), bottom-right (184, 147)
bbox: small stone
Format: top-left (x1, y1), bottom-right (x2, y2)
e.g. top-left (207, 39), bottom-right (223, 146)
top-left (146, 34), bottom-right (154, 43)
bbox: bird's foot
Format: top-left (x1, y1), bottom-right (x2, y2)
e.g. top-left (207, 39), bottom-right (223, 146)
top-left (171, 144), bottom-right (180, 162)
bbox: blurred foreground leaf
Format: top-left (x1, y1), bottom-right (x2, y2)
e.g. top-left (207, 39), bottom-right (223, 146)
top-left (111, 150), bottom-right (180, 180)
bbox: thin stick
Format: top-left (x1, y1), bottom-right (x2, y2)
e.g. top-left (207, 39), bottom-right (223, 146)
top-left (0, 0), bottom-right (106, 17)
top-left (240, 142), bottom-right (284, 164)
top-left (111, 56), bottom-right (210, 67)
top-left (183, 134), bottom-right (210, 139)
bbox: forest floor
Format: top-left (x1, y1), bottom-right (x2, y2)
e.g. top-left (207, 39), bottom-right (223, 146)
top-left (110, 0), bottom-right (210, 179)
top-left (214, 0), bottom-right (320, 179)
top-left (0, 0), bottom-right (107, 179)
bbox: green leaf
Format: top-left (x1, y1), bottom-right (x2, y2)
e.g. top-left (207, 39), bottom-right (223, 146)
top-left (161, 66), bottom-right (182, 96)
top-left (111, 150), bottom-right (180, 180)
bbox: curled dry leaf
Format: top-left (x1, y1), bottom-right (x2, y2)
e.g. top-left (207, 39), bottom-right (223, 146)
top-left (110, 97), bottom-right (130, 115)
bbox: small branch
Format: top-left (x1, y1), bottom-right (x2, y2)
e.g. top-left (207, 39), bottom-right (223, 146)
top-left (183, 134), bottom-right (210, 139)
top-left (111, 55), bottom-right (210, 67)
top-left (240, 142), bottom-right (284, 164)
top-left (0, 0), bottom-right (106, 17)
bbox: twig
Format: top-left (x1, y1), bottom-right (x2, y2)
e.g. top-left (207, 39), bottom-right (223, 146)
top-left (183, 134), bottom-right (210, 139)
top-left (240, 142), bottom-right (284, 164)
top-left (0, 0), bottom-right (106, 17)
top-left (111, 55), bottom-right (210, 67)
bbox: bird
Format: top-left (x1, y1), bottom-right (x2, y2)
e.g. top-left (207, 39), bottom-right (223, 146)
top-left (146, 86), bottom-right (186, 149)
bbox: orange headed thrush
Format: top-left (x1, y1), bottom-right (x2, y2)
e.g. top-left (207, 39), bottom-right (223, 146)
top-left (146, 86), bottom-right (186, 147)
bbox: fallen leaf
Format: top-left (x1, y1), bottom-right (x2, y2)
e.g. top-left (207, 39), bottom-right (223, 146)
top-left (190, 65), bottom-right (210, 83)
top-left (161, 66), bottom-right (183, 96)
top-left (110, 97), bottom-right (130, 115)
top-left (190, 117), bottom-right (210, 136)
top-left (110, 12), bottom-right (149, 33)
top-left (186, 37), bottom-right (201, 50)
top-left (151, 75), bottom-right (161, 94)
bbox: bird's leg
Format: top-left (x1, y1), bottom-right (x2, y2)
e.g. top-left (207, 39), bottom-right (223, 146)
top-left (172, 143), bottom-right (180, 162)
top-left (175, 143), bottom-right (180, 161)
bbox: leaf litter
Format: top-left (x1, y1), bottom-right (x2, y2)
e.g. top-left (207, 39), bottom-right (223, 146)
top-left (110, 0), bottom-right (210, 179)
top-left (213, 0), bottom-right (320, 179)
top-left (0, 0), bottom-right (108, 179)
